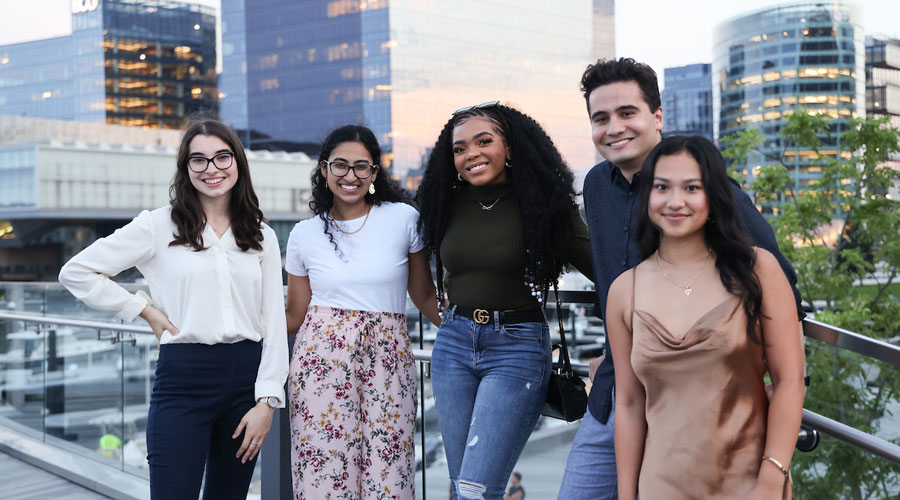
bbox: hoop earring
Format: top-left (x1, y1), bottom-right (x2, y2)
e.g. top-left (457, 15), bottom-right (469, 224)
top-left (368, 183), bottom-right (376, 195)
top-left (457, 173), bottom-right (463, 182)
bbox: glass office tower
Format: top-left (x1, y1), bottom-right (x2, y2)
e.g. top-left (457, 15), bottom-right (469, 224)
top-left (0, 0), bottom-right (218, 129)
top-left (662, 63), bottom-right (713, 141)
top-left (866, 36), bottom-right (900, 198)
top-left (220, 0), bottom-right (615, 180)
top-left (713, 2), bottom-right (864, 189)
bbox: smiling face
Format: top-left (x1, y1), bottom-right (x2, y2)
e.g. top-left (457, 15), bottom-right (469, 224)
top-left (649, 151), bottom-right (709, 241)
top-left (322, 140), bottom-right (377, 215)
top-left (188, 134), bottom-right (238, 205)
top-left (452, 116), bottom-right (510, 186)
top-left (588, 80), bottom-right (663, 177)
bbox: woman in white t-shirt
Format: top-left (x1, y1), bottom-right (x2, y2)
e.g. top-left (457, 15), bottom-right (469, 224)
top-left (285, 125), bottom-right (440, 499)
top-left (58, 119), bottom-right (288, 499)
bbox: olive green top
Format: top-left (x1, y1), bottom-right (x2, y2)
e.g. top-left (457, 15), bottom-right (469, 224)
top-left (440, 181), bottom-right (594, 310)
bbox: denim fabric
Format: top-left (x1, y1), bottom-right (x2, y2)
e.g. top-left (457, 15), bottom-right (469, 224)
top-left (431, 306), bottom-right (551, 500)
top-left (557, 404), bottom-right (617, 500)
top-left (147, 340), bottom-right (261, 500)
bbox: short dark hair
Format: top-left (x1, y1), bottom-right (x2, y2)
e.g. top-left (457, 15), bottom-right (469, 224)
top-left (580, 57), bottom-right (661, 112)
top-left (512, 471), bottom-right (522, 481)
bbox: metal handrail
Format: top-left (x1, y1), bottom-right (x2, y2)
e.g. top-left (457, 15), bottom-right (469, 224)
top-left (2, 309), bottom-right (900, 465)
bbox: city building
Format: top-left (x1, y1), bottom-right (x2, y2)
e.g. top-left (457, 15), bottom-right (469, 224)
top-left (713, 1), bottom-right (865, 193)
top-left (219, 0), bottom-right (616, 183)
top-left (866, 35), bottom-right (900, 198)
top-left (0, 117), bottom-right (315, 281)
top-left (0, 0), bottom-right (218, 129)
top-left (661, 63), bottom-right (713, 141)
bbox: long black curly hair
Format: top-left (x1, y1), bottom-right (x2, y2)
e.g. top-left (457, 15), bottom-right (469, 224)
top-left (416, 103), bottom-right (578, 302)
top-left (635, 135), bottom-right (763, 342)
top-left (169, 119), bottom-right (263, 252)
top-left (309, 125), bottom-right (409, 250)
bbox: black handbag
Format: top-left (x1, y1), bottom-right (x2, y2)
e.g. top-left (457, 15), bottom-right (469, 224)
top-left (541, 280), bottom-right (589, 422)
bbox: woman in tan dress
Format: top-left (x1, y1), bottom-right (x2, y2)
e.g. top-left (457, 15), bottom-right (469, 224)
top-left (606, 135), bottom-right (805, 500)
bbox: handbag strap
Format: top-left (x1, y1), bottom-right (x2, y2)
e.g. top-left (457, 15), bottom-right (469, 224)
top-left (553, 280), bottom-right (575, 375)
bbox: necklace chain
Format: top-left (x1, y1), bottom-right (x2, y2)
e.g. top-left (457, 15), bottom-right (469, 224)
top-left (330, 206), bottom-right (371, 235)
top-left (476, 192), bottom-right (513, 211)
top-left (655, 249), bottom-right (712, 296)
top-left (478, 197), bottom-right (501, 211)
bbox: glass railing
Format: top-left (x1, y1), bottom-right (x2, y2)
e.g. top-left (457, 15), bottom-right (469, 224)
top-left (1, 282), bottom-right (899, 499)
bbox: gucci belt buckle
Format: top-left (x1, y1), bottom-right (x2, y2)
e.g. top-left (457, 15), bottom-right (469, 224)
top-left (473, 308), bottom-right (490, 325)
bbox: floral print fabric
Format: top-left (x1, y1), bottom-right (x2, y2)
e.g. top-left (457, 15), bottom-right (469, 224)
top-left (289, 305), bottom-right (417, 499)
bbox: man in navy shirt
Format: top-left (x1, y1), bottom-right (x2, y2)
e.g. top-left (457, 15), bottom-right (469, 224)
top-left (557, 58), bottom-right (805, 499)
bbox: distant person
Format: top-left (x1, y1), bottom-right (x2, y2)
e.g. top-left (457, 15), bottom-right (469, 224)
top-left (608, 135), bottom-right (804, 498)
top-left (505, 472), bottom-right (525, 500)
top-left (284, 125), bottom-right (439, 499)
top-left (557, 58), bottom-right (805, 499)
top-left (59, 119), bottom-right (288, 499)
top-left (417, 102), bottom-right (593, 499)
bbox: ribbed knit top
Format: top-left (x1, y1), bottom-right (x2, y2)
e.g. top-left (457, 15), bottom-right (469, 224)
top-left (440, 181), bottom-right (593, 310)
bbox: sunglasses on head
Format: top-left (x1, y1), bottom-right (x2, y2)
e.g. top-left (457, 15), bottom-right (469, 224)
top-left (452, 100), bottom-right (500, 116)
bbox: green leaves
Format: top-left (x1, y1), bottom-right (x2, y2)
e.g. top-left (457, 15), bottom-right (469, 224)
top-left (722, 112), bottom-right (900, 497)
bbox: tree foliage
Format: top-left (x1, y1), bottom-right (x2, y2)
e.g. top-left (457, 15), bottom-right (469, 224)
top-left (721, 111), bottom-right (900, 499)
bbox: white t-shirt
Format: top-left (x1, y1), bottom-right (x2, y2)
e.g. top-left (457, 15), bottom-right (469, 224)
top-left (285, 202), bottom-right (424, 314)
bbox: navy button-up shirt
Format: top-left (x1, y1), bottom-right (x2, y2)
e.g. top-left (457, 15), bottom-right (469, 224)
top-left (583, 160), bottom-right (804, 423)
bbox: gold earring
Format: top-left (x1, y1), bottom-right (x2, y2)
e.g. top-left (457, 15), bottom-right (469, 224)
top-left (368, 183), bottom-right (376, 195)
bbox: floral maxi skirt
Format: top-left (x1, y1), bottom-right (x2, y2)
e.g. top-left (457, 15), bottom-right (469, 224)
top-left (289, 305), bottom-right (417, 500)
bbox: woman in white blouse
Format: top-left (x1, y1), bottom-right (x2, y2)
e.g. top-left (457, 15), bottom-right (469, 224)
top-left (58, 119), bottom-right (288, 500)
top-left (284, 125), bottom-right (439, 499)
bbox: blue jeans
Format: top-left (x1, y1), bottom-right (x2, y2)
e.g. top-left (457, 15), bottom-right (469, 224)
top-left (431, 306), bottom-right (551, 500)
top-left (557, 402), bottom-right (618, 500)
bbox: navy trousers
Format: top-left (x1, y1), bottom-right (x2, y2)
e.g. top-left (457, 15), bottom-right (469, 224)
top-left (147, 340), bottom-right (262, 500)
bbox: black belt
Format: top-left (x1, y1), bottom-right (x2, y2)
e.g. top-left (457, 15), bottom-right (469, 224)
top-left (452, 305), bottom-right (545, 325)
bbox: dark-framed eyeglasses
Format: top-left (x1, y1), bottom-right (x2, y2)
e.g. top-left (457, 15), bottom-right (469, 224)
top-left (452, 100), bottom-right (500, 116)
top-left (188, 152), bottom-right (234, 173)
top-left (322, 160), bottom-right (378, 179)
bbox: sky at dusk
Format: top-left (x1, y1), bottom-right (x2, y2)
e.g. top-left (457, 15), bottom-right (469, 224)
top-left (2, 0), bottom-right (899, 90)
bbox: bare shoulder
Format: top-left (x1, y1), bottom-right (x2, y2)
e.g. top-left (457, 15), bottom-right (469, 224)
top-left (752, 246), bottom-right (780, 274)
top-left (608, 268), bottom-right (636, 308)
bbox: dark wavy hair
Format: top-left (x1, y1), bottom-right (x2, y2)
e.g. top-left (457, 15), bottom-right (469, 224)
top-left (309, 125), bottom-right (410, 249)
top-left (416, 104), bottom-right (578, 300)
top-left (635, 135), bottom-right (763, 342)
top-left (169, 119), bottom-right (263, 252)
top-left (580, 57), bottom-right (661, 113)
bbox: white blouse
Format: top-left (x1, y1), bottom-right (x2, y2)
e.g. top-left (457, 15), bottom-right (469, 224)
top-left (58, 206), bottom-right (289, 406)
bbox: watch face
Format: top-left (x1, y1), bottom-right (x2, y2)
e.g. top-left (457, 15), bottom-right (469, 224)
top-left (267, 396), bottom-right (278, 408)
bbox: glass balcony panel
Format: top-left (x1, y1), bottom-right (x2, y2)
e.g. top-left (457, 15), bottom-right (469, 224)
top-left (44, 323), bottom-right (124, 468)
top-left (0, 318), bottom-right (47, 438)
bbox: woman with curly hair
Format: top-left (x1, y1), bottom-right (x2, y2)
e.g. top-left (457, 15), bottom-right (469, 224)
top-left (416, 102), bottom-right (593, 499)
top-left (59, 119), bottom-right (288, 499)
top-left (608, 136), bottom-right (803, 499)
top-left (284, 124), bottom-right (440, 498)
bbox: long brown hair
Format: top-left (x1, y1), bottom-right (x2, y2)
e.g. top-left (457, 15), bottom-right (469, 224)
top-left (169, 119), bottom-right (264, 252)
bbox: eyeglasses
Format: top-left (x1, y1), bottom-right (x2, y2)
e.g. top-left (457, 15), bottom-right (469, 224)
top-left (452, 100), bottom-right (500, 116)
top-left (322, 160), bottom-right (379, 179)
top-left (188, 152), bottom-right (234, 173)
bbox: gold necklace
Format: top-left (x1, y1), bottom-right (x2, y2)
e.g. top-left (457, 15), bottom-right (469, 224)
top-left (330, 206), bottom-right (371, 235)
top-left (655, 249), bottom-right (712, 296)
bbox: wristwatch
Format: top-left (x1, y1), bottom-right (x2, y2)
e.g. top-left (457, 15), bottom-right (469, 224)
top-left (257, 396), bottom-right (279, 409)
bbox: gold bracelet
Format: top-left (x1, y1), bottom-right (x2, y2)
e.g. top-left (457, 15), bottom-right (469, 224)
top-left (761, 455), bottom-right (789, 479)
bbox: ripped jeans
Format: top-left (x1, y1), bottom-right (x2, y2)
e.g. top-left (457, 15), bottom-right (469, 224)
top-left (431, 306), bottom-right (551, 500)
